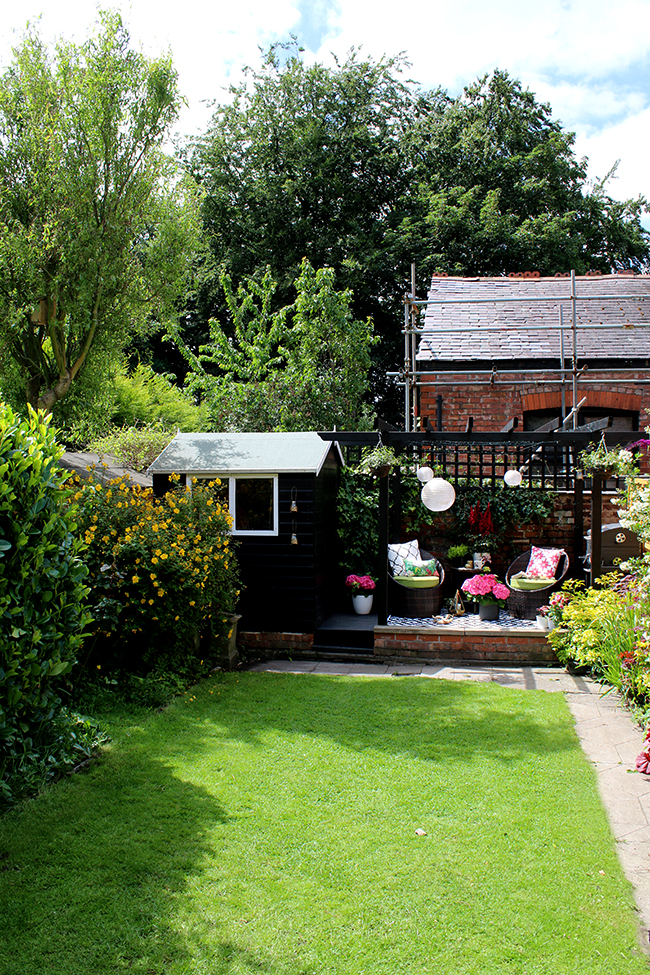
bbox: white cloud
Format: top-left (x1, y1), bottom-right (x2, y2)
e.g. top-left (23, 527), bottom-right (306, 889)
top-left (2, 0), bottom-right (650, 207)
top-left (574, 108), bottom-right (650, 202)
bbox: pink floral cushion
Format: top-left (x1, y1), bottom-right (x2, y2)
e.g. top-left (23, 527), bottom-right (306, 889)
top-left (527, 546), bottom-right (564, 580)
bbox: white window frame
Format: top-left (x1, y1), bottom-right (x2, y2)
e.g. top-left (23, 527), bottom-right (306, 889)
top-left (196, 475), bottom-right (279, 537)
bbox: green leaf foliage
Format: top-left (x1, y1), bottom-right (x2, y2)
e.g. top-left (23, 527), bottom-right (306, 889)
top-left (186, 51), bottom-right (649, 421)
top-left (0, 12), bottom-right (203, 416)
top-left (0, 404), bottom-right (92, 805)
top-left (69, 471), bottom-right (240, 675)
top-left (183, 259), bottom-right (376, 431)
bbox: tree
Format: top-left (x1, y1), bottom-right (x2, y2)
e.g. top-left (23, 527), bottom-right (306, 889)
top-left (185, 43), bottom-right (441, 420)
top-left (0, 12), bottom-right (202, 415)
top-left (403, 71), bottom-right (650, 275)
top-left (182, 259), bottom-right (376, 431)
top-left (187, 55), bottom-right (650, 423)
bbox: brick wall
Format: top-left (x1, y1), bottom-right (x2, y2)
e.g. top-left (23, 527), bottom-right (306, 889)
top-left (419, 371), bottom-right (649, 433)
top-left (416, 491), bottom-right (620, 575)
top-left (239, 631), bottom-right (314, 653)
top-left (374, 625), bottom-right (558, 665)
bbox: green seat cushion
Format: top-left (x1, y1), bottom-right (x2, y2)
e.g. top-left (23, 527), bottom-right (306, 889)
top-left (394, 576), bottom-right (440, 589)
top-left (509, 575), bottom-right (554, 591)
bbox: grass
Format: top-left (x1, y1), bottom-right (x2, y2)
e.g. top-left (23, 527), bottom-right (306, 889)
top-left (0, 672), bottom-right (647, 975)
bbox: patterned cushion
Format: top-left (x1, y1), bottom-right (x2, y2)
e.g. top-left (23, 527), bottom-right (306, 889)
top-left (388, 539), bottom-right (420, 576)
top-left (403, 558), bottom-right (439, 578)
top-left (527, 546), bottom-right (564, 579)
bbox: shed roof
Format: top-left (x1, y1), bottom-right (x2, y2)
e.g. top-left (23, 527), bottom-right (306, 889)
top-left (417, 274), bottom-right (650, 363)
top-left (147, 432), bottom-right (343, 476)
top-left (60, 451), bottom-right (152, 487)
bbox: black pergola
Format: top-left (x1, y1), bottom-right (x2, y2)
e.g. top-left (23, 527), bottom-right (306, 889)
top-left (319, 430), bottom-right (635, 625)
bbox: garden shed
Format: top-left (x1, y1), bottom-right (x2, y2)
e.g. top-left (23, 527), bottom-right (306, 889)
top-left (148, 432), bottom-right (343, 632)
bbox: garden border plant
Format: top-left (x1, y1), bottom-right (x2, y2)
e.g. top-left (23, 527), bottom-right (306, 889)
top-left (0, 405), bottom-right (100, 806)
top-left (68, 471), bottom-right (240, 679)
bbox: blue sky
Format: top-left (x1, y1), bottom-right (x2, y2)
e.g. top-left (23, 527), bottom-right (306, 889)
top-left (1, 0), bottom-right (649, 208)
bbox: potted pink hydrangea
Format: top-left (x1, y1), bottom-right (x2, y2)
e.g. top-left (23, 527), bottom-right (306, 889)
top-left (461, 572), bottom-right (510, 621)
top-left (345, 574), bottom-right (376, 614)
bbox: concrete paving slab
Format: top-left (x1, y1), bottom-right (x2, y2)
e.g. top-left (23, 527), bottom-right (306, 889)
top-left (347, 664), bottom-right (390, 676)
top-left (420, 665), bottom-right (456, 680)
top-left (251, 659), bottom-right (317, 673)
top-left (312, 663), bottom-right (353, 674)
top-left (452, 668), bottom-right (493, 682)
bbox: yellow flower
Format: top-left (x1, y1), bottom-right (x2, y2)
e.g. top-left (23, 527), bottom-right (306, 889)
top-left (132, 575), bottom-right (139, 584)
top-left (161, 552), bottom-right (168, 560)
top-left (152, 557), bottom-right (159, 564)
top-left (148, 599), bottom-right (154, 605)
top-left (189, 600), bottom-right (195, 606)
top-left (150, 573), bottom-right (157, 580)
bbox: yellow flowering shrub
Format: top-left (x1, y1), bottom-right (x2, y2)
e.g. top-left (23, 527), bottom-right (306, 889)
top-left (68, 472), bottom-right (239, 672)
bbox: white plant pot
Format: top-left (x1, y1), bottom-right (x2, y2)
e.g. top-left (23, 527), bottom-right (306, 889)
top-left (352, 593), bottom-right (374, 615)
top-left (536, 615), bottom-right (548, 630)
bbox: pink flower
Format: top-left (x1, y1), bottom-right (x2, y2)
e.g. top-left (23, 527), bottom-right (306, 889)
top-left (461, 573), bottom-right (509, 605)
top-left (346, 574), bottom-right (376, 594)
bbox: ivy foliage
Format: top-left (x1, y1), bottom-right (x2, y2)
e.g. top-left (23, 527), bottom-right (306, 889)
top-left (440, 483), bottom-right (556, 549)
top-left (337, 464), bottom-right (556, 576)
top-left (0, 405), bottom-right (92, 805)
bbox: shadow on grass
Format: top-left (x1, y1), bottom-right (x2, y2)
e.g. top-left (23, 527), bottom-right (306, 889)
top-left (165, 671), bottom-right (580, 769)
top-left (0, 735), bottom-right (300, 975)
top-left (0, 674), bottom-right (589, 975)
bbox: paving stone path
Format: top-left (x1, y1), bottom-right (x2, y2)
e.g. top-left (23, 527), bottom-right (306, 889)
top-left (248, 659), bottom-right (650, 943)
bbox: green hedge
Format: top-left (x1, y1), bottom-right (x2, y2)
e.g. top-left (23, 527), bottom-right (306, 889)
top-left (0, 405), bottom-right (92, 804)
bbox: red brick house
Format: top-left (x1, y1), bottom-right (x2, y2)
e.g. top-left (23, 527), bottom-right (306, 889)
top-left (416, 273), bottom-right (650, 434)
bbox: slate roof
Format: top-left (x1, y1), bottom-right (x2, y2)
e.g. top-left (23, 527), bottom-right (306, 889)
top-left (147, 432), bottom-right (343, 476)
top-left (417, 274), bottom-right (650, 364)
top-left (60, 451), bottom-right (152, 487)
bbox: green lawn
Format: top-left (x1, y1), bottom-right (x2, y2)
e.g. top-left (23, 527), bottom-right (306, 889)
top-left (0, 672), bottom-right (647, 974)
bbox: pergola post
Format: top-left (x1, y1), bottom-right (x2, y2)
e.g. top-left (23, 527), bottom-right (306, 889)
top-left (590, 475), bottom-right (603, 585)
top-left (377, 473), bottom-right (390, 626)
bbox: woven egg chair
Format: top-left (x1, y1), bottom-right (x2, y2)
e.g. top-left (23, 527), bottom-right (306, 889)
top-left (505, 549), bottom-right (569, 620)
top-left (387, 550), bottom-right (446, 619)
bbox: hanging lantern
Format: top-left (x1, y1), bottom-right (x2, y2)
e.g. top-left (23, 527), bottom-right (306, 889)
top-left (504, 469), bottom-right (523, 487)
top-left (417, 466), bottom-right (434, 483)
top-left (421, 478), bottom-right (456, 511)
top-left (290, 486), bottom-right (298, 513)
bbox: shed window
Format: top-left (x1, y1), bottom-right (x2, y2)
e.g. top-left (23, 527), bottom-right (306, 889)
top-left (199, 476), bottom-right (278, 536)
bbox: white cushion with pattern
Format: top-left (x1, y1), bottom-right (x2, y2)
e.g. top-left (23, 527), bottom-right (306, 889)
top-left (388, 539), bottom-right (420, 576)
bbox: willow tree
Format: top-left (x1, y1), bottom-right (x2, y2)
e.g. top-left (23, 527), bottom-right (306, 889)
top-left (0, 12), bottom-right (201, 414)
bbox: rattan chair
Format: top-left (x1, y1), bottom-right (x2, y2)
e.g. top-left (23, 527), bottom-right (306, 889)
top-left (387, 550), bottom-right (446, 618)
top-left (505, 549), bottom-right (569, 620)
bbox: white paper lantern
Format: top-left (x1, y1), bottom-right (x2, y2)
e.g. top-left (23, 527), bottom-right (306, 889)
top-left (504, 469), bottom-right (523, 487)
top-left (421, 478), bottom-right (456, 511)
top-left (417, 466), bottom-right (434, 483)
